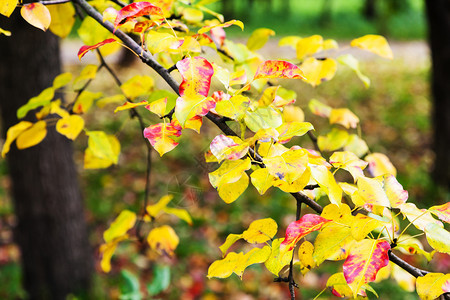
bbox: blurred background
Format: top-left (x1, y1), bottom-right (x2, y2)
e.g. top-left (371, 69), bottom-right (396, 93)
top-left (0, 0), bottom-right (449, 299)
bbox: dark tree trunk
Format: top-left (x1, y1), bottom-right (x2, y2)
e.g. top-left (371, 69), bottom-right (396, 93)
top-left (363, 0), bottom-right (376, 20)
top-left (0, 9), bottom-right (93, 300)
top-left (425, 0), bottom-right (450, 189)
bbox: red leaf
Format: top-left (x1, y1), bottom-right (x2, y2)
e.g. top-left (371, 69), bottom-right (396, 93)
top-left (143, 120), bottom-right (182, 156)
top-left (212, 91), bottom-right (231, 102)
top-left (176, 56), bottom-right (214, 97)
top-left (281, 214), bottom-right (331, 251)
top-left (78, 38), bottom-right (116, 60)
top-left (114, 2), bottom-right (163, 31)
top-left (254, 60), bottom-right (306, 80)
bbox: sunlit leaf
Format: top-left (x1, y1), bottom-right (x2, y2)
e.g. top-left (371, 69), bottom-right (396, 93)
top-left (327, 272), bottom-right (355, 298)
top-left (209, 158), bottom-right (251, 188)
top-left (247, 28), bottom-right (275, 51)
top-left (114, 2), bottom-right (163, 31)
top-left (147, 225), bottom-right (179, 256)
top-left (0, 27), bottom-right (11, 36)
top-left (323, 39), bottom-right (339, 50)
top-left (298, 241), bottom-right (315, 273)
top-left (253, 60), bottom-right (305, 80)
top-left (308, 98), bottom-right (332, 118)
top-left (399, 202), bottom-right (442, 231)
top-left (329, 108), bottom-right (360, 129)
top-left (210, 135), bottom-right (249, 162)
top-left (17, 87), bottom-right (54, 119)
top-left (207, 252), bottom-right (240, 279)
top-left (314, 223), bottom-right (353, 265)
top-left (329, 151), bottom-right (368, 182)
top-left (424, 223), bottom-right (450, 254)
top-left (265, 238), bottom-right (293, 276)
top-left (78, 38), bottom-right (116, 60)
top-left (198, 19), bottom-right (244, 34)
top-left (217, 172), bottom-right (249, 204)
top-left (429, 202), bottom-right (450, 223)
top-left (281, 214), bottom-right (331, 252)
top-left (78, 17), bottom-right (120, 57)
top-left (391, 263), bottom-right (416, 292)
top-left (278, 35), bottom-right (302, 49)
top-left (263, 148), bottom-right (308, 183)
top-left (114, 100), bottom-right (148, 113)
top-left (84, 134), bottom-right (120, 169)
top-left (152, 0), bottom-right (174, 17)
top-left (145, 31), bottom-right (183, 54)
top-left (47, 2), bottom-right (75, 38)
top-left (381, 174), bottom-right (408, 208)
top-left (86, 131), bottom-right (119, 164)
top-left (300, 57), bottom-right (337, 87)
top-left (143, 120), bottom-right (182, 156)
top-left (365, 153), bottom-right (397, 177)
top-left (120, 75), bottom-right (154, 100)
top-left (343, 239), bottom-right (390, 297)
top-left (395, 236), bottom-right (434, 261)
top-left (338, 54), bottom-right (370, 88)
top-left (317, 128), bottom-right (349, 152)
top-left (20, 3), bottom-right (51, 32)
top-left (73, 91), bottom-right (102, 114)
top-left (52, 72), bottom-right (72, 90)
top-left (273, 167), bottom-right (311, 193)
top-left (99, 235), bottom-right (127, 273)
top-left (146, 194), bottom-right (173, 218)
top-left (355, 176), bottom-right (390, 210)
top-left (16, 120), bottom-right (47, 150)
top-left (0, 0), bottom-right (18, 17)
top-left (296, 35), bottom-right (323, 60)
top-left (175, 95), bottom-right (215, 126)
top-left (146, 97), bottom-right (168, 117)
top-left (233, 246), bottom-right (271, 278)
top-left (250, 168), bottom-right (275, 195)
top-left (244, 106), bottom-right (283, 132)
top-left (258, 86), bottom-right (279, 107)
top-left (276, 121), bottom-right (314, 144)
top-left (351, 214), bottom-right (386, 241)
top-left (351, 34), bottom-right (393, 59)
top-left (282, 105), bottom-right (305, 123)
top-left (56, 115), bottom-right (84, 140)
top-left (219, 233), bottom-right (243, 256)
top-left (103, 210), bottom-right (136, 243)
top-left (215, 95), bottom-right (250, 120)
top-left (163, 207), bottom-right (193, 225)
top-left (416, 273), bottom-right (450, 300)
top-left (344, 134), bottom-right (369, 158)
top-left (242, 218), bottom-right (278, 244)
top-left (1, 121), bottom-right (33, 157)
top-left (96, 95), bottom-right (127, 108)
top-left (310, 165), bottom-right (342, 206)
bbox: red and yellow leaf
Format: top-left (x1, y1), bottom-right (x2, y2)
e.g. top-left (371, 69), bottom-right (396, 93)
top-left (210, 135), bottom-right (249, 162)
top-left (78, 38), bottom-right (116, 60)
top-left (114, 2), bottom-right (163, 31)
top-left (20, 3), bottom-right (51, 32)
top-left (253, 60), bottom-right (305, 80)
top-left (382, 174), bottom-right (408, 208)
top-left (198, 19), bottom-right (244, 34)
top-left (175, 94), bottom-right (216, 126)
top-left (429, 202), bottom-right (450, 224)
top-left (281, 214), bottom-right (331, 252)
top-left (365, 152), bottom-right (397, 177)
top-left (114, 100), bottom-right (148, 113)
top-left (143, 120), bottom-right (182, 156)
top-left (343, 239), bottom-right (390, 297)
top-left (177, 56), bottom-right (214, 97)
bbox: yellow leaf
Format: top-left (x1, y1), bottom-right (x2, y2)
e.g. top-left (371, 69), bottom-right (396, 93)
top-left (77, 17), bottom-right (120, 57)
top-left (163, 207), bottom-right (193, 225)
top-left (301, 57), bottom-right (337, 87)
top-left (329, 151), bottom-right (367, 182)
top-left (250, 168), bottom-right (274, 195)
top-left (146, 194), bottom-right (173, 218)
top-left (84, 133), bottom-right (120, 169)
top-left (16, 120), bottom-right (47, 150)
top-left (73, 64), bottom-right (98, 90)
top-left (207, 252), bottom-right (241, 279)
top-left (265, 238), bottom-right (293, 276)
top-left (317, 128), bottom-right (349, 152)
top-left (1, 121), bottom-right (33, 157)
top-left (263, 148), bottom-right (308, 184)
top-left (103, 210), bottom-right (136, 243)
top-left (391, 263), bottom-right (416, 292)
top-left (351, 34), bottom-right (393, 59)
top-left (416, 273), bottom-right (450, 300)
top-left (215, 95), bottom-right (250, 121)
top-left (273, 167), bottom-right (311, 193)
top-left (247, 28), bottom-right (275, 51)
top-left (234, 246), bottom-right (271, 278)
top-left (20, 3), bottom-right (51, 32)
top-left (52, 72), bottom-right (72, 90)
top-left (17, 87), bottom-right (54, 119)
top-left (344, 134), bottom-right (369, 158)
top-left (217, 172), bottom-right (249, 204)
top-left (356, 176), bottom-right (391, 209)
top-left (326, 272), bottom-right (354, 298)
top-left (114, 100), bottom-right (148, 113)
top-left (351, 214), bottom-right (386, 241)
top-left (209, 158), bottom-right (251, 188)
top-left (424, 223), bottom-right (450, 254)
top-left (182, 7), bottom-right (203, 23)
top-left (296, 35), bottom-right (323, 59)
top-left (278, 35), bottom-right (302, 49)
top-left (323, 39), bottom-right (339, 50)
top-left (47, 2), bottom-right (75, 38)
top-left (219, 234), bottom-right (243, 256)
top-left (99, 235), bottom-right (128, 273)
top-left (242, 218), bottom-right (278, 244)
top-left (86, 131), bottom-right (119, 163)
top-left (145, 31), bottom-right (181, 54)
top-left (147, 225), bottom-right (179, 256)
top-left (56, 115), bottom-right (84, 140)
top-left (298, 241), bottom-right (315, 273)
top-left (308, 98), bottom-right (332, 118)
top-left (365, 153), bottom-right (397, 177)
top-left (120, 75), bottom-right (154, 100)
top-left (282, 106), bottom-right (304, 123)
top-left (0, 0), bottom-right (18, 17)
top-left (0, 27), bottom-right (11, 36)
top-left (310, 165), bottom-right (342, 206)
top-left (146, 97), bottom-right (168, 117)
top-left (329, 108), bottom-right (360, 129)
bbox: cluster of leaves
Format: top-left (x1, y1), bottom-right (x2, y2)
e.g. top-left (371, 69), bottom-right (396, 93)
top-left (1, 0), bottom-right (449, 299)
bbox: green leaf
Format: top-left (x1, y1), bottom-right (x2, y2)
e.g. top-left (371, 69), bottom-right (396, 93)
top-left (119, 270), bottom-right (141, 300)
top-left (338, 54), bottom-right (370, 88)
top-left (17, 87), bottom-right (54, 119)
top-left (147, 265), bottom-right (170, 296)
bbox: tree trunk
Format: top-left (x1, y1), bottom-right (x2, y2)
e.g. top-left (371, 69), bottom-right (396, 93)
top-left (363, 0), bottom-right (376, 20)
top-left (0, 9), bottom-right (93, 299)
top-left (425, 0), bottom-right (450, 189)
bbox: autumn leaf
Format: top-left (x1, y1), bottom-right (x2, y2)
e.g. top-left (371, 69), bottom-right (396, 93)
top-left (233, 247), bottom-right (271, 278)
top-left (84, 134), bottom-right (120, 169)
top-left (197, 19), bottom-right (244, 34)
top-left (338, 54), bottom-right (371, 88)
top-left (56, 115), bottom-right (84, 140)
top-left (298, 241), bottom-right (315, 273)
top-left (219, 234), bottom-right (243, 256)
top-left (47, 2), bottom-right (75, 38)
top-left (265, 238), bottom-right (293, 276)
top-left (146, 194), bottom-right (192, 225)
top-left (177, 56), bottom-right (214, 97)
top-left (214, 95), bottom-right (250, 120)
top-left (21, 3), bottom-right (51, 32)
top-left (143, 120), bottom-right (182, 156)
top-left (103, 210), bottom-right (136, 243)
top-left (253, 60), bottom-right (305, 80)
top-left (351, 214), bottom-right (387, 241)
top-left (73, 91), bottom-right (102, 114)
top-left (114, 2), bottom-right (163, 31)
top-left (310, 165), bottom-right (343, 206)
top-left (343, 239), bottom-right (390, 297)
top-left (429, 202), bottom-right (450, 223)
top-left (309, 98), bottom-right (332, 118)
top-left (300, 57), bottom-right (337, 87)
top-left (210, 135), bottom-right (249, 162)
top-left (175, 95), bottom-right (216, 126)
top-left (242, 218), bottom-right (278, 244)
top-left (1, 121), bottom-right (33, 157)
top-left (365, 152), bottom-right (397, 177)
top-left (16, 120), bottom-right (47, 150)
top-left (329, 108), bottom-right (360, 129)
top-left (250, 168), bottom-right (275, 195)
top-left (281, 214), bottom-right (331, 252)
top-left (351, 34), bottom-right (393, 59)
top-left (424, 223), bottom-right (450, 254)
top-left (317, 128), bottom-right (349, 152)
top-left (354, 176), bottom-right (391, 209)
top-left (276, 121), bottom-right (314, 144)
top-left (120, 75), bottom-right (154, 100)
top-left (78, 38), bottom-right (116, 60)
top-left (296, 35), bottom-right (323, 59)
top-left (247, 28), bottom-right (275, 51)
top-left (114, 100), bottom-right (148, 113)
top-left (263, 148), bottom-right (308, 183)
top-left (217, 173), bottom-right (249, 204)
top-left (416, 273), bottom-right (450, 300)
top-left (399, 202), bottom-right (443, 231)
top-left (329, 151), bottom-right (368, 182)
top-left (147, 225), bottom-right (179, 256)
top-left (0, 0), bottom-right (18, 17)
top-left (207, 252), bottom-right (240, 279)
top-left (382, 174), bottom-right (408, 208)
